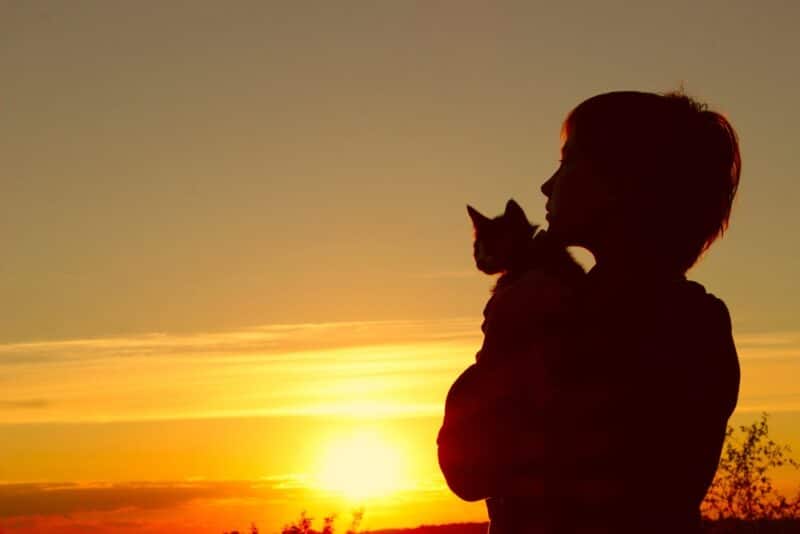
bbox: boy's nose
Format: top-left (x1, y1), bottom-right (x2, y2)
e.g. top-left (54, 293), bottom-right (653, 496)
top-left (540, 175), bottom-right (555, 198)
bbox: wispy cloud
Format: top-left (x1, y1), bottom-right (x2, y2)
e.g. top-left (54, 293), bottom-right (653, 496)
top-left (0, 479), bottom-right (307, 518)
top-left (0, 319), bottom-right (480, 423)
top-left (733, 331), bottom-right (800, 412)
top-left (735, 331), bottom-right (800, 360)
top-left (0, 319), bottom-right (478, 365)
top-left (0, 478), bottom-right (466, 534)
top-left (412, 270), bottom-right (477, 279)
top-left (0, 398), bottom-right (50, 409)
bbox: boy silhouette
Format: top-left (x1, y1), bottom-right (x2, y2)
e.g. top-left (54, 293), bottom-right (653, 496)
top-left (438, 90), bottom-right (741, 533)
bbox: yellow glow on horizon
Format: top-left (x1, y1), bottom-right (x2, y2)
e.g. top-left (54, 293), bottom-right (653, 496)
top-left (315, 428), bottom-right (410, 501)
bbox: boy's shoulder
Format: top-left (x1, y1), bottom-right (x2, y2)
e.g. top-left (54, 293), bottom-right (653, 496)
top-left (671, 279), bottom-right (731, 324)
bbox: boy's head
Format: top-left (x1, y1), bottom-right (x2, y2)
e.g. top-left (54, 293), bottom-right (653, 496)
top-left (542, 90), bottom-right (741, 273)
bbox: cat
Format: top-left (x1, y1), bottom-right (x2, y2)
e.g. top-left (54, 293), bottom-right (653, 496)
top-left (467, 199), bottom-right (584, 294)
top-left (467, 198), bottom-right (585, 365)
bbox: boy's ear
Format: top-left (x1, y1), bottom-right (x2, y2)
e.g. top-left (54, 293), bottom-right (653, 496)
top-left (467, 205), bottom-right (489, 228)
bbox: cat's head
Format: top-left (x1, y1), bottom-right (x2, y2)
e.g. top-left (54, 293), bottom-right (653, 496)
top-left (467, 199), bottom-right (538, 275)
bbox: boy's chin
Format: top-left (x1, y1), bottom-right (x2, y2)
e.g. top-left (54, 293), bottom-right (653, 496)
top-left (543, 222), bottom-right (568, 244)
top-left (545, 220), bottom-right (587, 248)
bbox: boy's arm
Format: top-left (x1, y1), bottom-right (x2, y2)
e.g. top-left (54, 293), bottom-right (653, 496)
top-left (438, 268), bottom-right (583, 500)
top-left (436, 360), bottom-right (546, 501)
top-left (437, 357), bottom-right (616, 502)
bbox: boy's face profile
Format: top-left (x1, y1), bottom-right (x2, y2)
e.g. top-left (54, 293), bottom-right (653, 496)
top-left (541, 130), bottom-right (620, 251)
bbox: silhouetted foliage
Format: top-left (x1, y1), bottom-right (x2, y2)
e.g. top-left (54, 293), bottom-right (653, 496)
top-left (702, 413), bottom-right (800, 523)
top-left (280, 511), bottom-right (315, 534)
top-left (347, 508), bottom-right (365, 534)
top-left (275, 510), bottom-right (362, 534)
top-left (223, 523), bottom-right (258, 534)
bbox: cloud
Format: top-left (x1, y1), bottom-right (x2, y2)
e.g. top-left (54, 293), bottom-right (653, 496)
top-left (735, 331), bottom-right (800, 361)
top-left (0, 399), bottom-right (50, 409)
top-left (0, 479), bottom-right (311, 518)
top-left (0, 319), bottom-right (480, 423)
top-left (733, 331), bottom-right (800, 412)
top-left (0, 478), bottom-right (459, 534)
top-left (0, 318), bottom-right (478, 366)
top-left (412, 270), bottom-right (476, 279)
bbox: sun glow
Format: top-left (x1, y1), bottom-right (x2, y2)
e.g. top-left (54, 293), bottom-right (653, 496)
top-left (315, 428), bottom-right (409, 501)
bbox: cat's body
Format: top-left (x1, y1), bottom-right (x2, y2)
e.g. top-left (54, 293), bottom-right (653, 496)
top-left (467, 199), bottom-right (584, 365)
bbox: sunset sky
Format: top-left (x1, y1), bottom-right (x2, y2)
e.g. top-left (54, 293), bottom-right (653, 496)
top-left (2, 1), bottom-right (799, 532)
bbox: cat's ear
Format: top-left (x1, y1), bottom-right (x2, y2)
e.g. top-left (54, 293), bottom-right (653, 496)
top-left (467, 205), bottom-right (489, 229)
top-left (504, 199), bottom-right (527, 223)
top-left (505, 199), bottom-right (535, 232)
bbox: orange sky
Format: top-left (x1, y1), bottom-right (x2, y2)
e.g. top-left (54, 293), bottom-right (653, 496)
top-left (1, 1), bottom-right (799, 532)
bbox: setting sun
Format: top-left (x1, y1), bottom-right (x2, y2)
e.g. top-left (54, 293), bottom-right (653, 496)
top-left (315, 428), bottom-right (410, 501)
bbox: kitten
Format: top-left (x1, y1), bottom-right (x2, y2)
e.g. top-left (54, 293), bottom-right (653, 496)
top-left (467, 199), bottom-right (584, 293)
top-left (468, 199), bottom-right (584, 366)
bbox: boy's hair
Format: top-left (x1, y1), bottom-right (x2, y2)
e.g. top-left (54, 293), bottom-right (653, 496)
top-left (562, 90), bottom-right (741, 273)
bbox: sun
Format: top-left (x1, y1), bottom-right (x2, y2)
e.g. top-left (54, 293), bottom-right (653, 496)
top-left (315, 428), bottom-right (408, 501)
